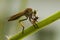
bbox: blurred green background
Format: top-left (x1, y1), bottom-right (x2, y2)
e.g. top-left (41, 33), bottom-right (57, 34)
top-left (0, 0), bottom-right (60, 40)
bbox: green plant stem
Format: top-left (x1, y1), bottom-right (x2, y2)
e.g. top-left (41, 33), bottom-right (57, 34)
top-left (9, 11), bottom-right (60, 40)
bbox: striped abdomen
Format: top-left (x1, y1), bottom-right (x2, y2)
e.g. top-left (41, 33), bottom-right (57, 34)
top-left (8, 11), bottom-right (25, 21)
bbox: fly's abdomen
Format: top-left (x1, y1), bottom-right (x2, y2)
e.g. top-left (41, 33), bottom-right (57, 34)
top-left (8, 12), bottom-right (25, 21)
top-left (8, 15), bottom-right (21, 21)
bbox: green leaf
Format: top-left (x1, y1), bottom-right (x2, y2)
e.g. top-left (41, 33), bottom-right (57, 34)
top-left (9, 11), bottom-right (60, 40)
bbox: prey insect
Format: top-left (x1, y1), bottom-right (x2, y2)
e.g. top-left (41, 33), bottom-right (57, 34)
top-left (8, 8), bottom-right (39, 34)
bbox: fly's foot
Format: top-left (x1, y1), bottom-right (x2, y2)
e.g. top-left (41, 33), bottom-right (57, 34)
top-left (33, 23), bottom-right (39, 29)
top-left (22, 26), bottom-right (24, 34)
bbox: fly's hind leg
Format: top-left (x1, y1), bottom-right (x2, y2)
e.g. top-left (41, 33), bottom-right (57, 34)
top-left (18, 18), bottom-right (28, 34)
top-left (20, 22), bottom-right (24, 34)
top-left (18, 21), bottom-right (24, 34)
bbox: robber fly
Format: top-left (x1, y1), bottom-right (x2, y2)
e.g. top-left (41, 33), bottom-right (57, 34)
top-left (8, 8), bottom-right (39, 34)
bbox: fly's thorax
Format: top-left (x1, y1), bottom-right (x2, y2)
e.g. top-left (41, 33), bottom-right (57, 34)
top-left (24, 8), bottom-right (33, 14)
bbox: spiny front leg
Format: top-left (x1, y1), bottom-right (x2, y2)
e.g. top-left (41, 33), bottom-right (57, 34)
top-left (31, 17), bottom-right (39, 28)
top-left (32, 21), bottom-right (38, 28)
top-left (30, 19), bottom-right (37, 28)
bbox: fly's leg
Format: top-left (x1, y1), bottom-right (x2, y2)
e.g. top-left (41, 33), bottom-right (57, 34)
top-left (33, 24), bottom-right (36, 28)
top-left (18, 17), bottom-right (28, 34)
top-left (19, 18), bottom-right (27, 22)
top-left (34, 21), bottom-right (39, 28)
top-left (34, 23), bottom-right (39, 28)
top-left (31, 20), bottom-right (37, 28)
top-left (18, 21), bottom-right (25, 34)
top-left (20, 22), bottom-right (24, 34)
top-left (32, 23), bottom-right (38, 28)
top-left (19, 14), bottom-right (28, 22)
top-left (18, 22), bottom-right (24, 34)
top-left (31, 19), bottom-right (39, 28)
